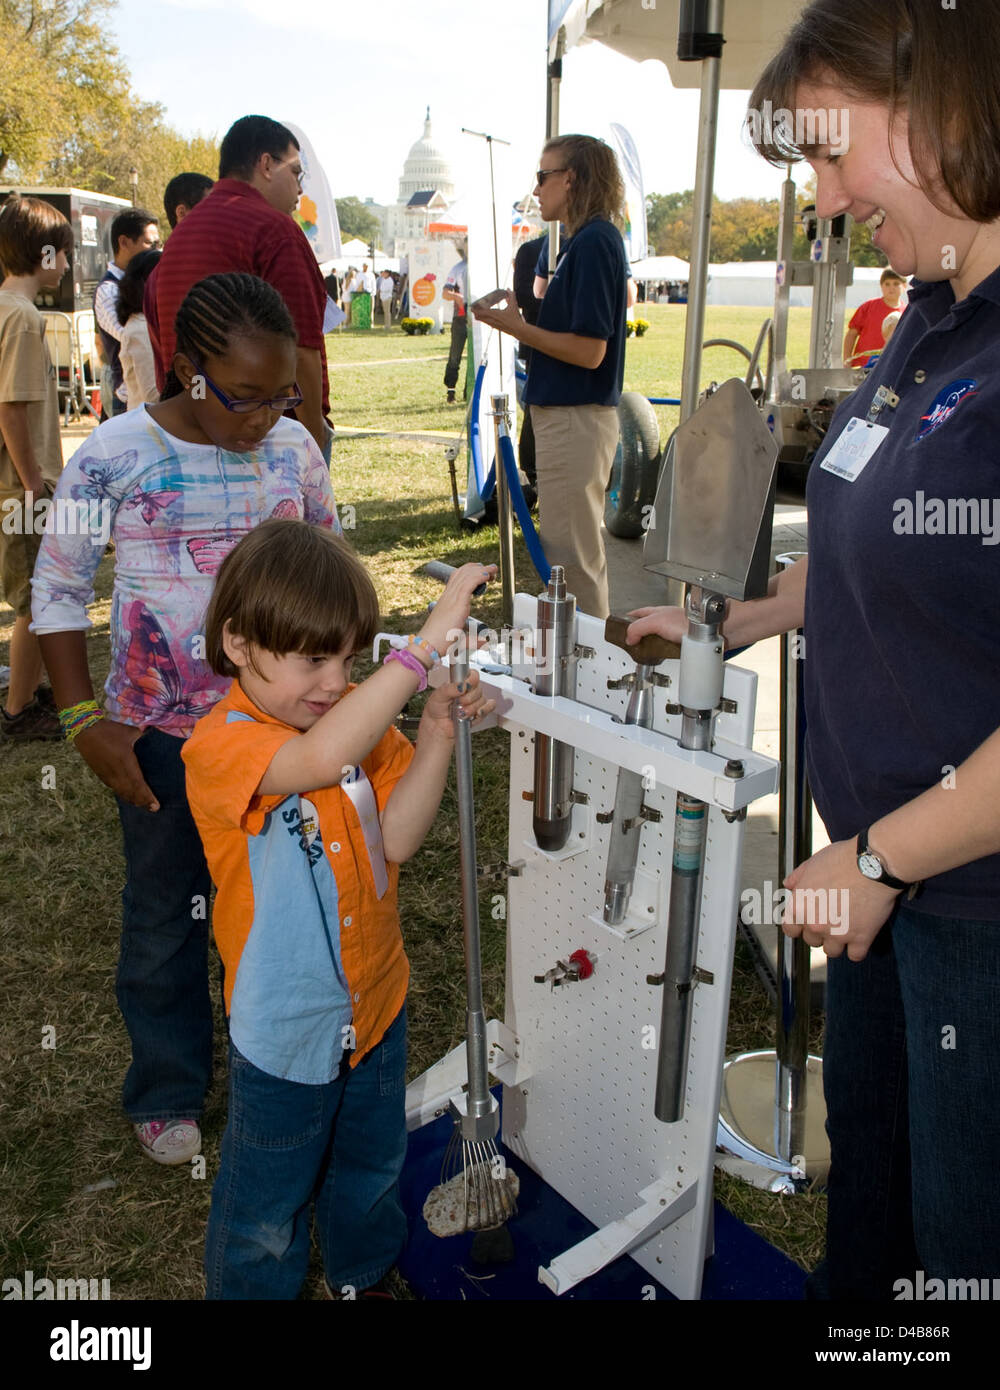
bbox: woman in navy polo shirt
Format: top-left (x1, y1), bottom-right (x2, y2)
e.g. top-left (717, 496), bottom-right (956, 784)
top-left (629, 0), bottom-right (1000, 1299)
top-left (473, 134), bottom-right (627, 618)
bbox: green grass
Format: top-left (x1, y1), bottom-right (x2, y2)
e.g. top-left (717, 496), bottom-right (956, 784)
top-left (0, 303), bottom-right (824, 1300)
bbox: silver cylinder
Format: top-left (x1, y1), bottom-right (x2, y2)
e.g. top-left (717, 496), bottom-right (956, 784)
top-left (492, 394), bottom-right (516, 629)
top-left (775, 551), bottom-right (812, 1161)
top-left (603, 664), bottom-right (655, 923)
top-left (654, 792), bottom-right (708, 1121)
top-left (532, 566), bottom-right (577, 851)
top-left (654, 587), bottom-right (722, 1123)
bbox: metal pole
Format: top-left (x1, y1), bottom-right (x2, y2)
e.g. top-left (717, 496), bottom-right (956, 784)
top-left (531, 565), bottom-right (577, 853)
top-left (491, 394), bottom-right (516, 628)
top-left (771, 167), bottom-right (796, 383)
top-left (654, 587), bottom-right (726, 1122)
top-left (678, 0), bottom-right (724, 423)
top-left (603, 665), bottom-right (656, 923)
top-left (546, 30), bottom-right (563, 282)
top-left (452, 623), bottom-right (491, 1120)
top-left (775, 550), bottom-right (811, 1162)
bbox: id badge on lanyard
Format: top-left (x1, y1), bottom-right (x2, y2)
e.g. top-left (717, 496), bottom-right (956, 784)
top-left (819, 384), bottom-right (899, 482)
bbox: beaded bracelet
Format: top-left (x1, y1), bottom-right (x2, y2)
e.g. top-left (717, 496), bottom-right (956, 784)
top-left (59, 699), bottom-right (105, 743)
top-left (408, 634), bottom-right (441, 665)
top-left (383, 648), bottom-right (429, 692)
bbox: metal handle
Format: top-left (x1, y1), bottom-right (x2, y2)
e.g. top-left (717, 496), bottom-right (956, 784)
top-left (452, 620), bottom-right (490, 1118)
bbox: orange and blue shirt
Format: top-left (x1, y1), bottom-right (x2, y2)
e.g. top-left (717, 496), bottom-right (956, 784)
top-left (182, 679), bottom-right (414, 1082)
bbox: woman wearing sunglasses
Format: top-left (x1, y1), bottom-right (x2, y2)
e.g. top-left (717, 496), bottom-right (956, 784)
top-left (33, 272), bottom-right (339, 1166)
top-left (474, 134), bottom-right (628, 618)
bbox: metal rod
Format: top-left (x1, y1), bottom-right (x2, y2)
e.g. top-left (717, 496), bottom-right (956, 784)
top-left (546, 33), bottom-right (563, 284)
top-left (461, 127), bottom-right (511, 381)
top-left (603, 663), bottom-right (655, 923)
top-left (678, 0), bottom-right (724, 423)
top-left (452, 624), bottom-right (491, 1121)
top-left (491, 394), bottom-right (516, 628)
top-left (532, 565), bottom-right (577, 852)
top-left (654, 588), bottom-right (725, 1122)
top-left (772, 167), bottom-right (796, 384)
top-left (775, 551), bottom-right (812, 1162)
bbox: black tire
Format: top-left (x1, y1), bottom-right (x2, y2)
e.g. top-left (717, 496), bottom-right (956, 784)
top-left (605, 391), bottom-right (661, 539)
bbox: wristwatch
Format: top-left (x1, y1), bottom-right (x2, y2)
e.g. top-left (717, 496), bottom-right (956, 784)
top-left (856, 828), bottom-right (921, 898)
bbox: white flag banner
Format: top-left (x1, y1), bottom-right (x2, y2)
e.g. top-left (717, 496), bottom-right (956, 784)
top-left (609, 122), bottom-right (648, 264)
top-left (284, 120), bottom-right (342, 262)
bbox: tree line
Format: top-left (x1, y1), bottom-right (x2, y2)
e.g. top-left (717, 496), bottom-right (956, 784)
top-left (0, 0), bottom-right (216, 217)
top-left (646, 188), bottom-right (885, 267)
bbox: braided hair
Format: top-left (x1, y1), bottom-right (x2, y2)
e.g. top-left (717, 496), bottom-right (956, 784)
top-left (162, 272), bottom-right (297, 399)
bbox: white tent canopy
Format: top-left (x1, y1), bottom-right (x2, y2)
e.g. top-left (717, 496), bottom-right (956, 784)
top-left (339, 236), bottom-right (383, 258)
top-left (630, 254), bottom-right (690, 281)
top-left (549, 0), bottom-right (802, 87)
top-left (321, 255), bottom-right (400, 275)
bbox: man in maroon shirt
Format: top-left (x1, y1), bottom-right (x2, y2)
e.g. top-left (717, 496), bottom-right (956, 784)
top-left (146, 116), bottom-right (330, 455)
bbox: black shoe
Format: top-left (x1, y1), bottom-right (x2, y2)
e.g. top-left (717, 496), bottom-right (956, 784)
top-left (1, 699), bottom-right (62, 742)
top-left (34, 684), bottom-right (57, 713)
top-left (446, 390), bottom-right (456, 404)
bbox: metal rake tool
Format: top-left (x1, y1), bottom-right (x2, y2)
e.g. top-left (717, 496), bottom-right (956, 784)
top-left (426, 622), bottom-right (517, 1235)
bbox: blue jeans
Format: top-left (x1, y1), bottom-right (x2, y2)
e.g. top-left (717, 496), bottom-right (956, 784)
top-left (115, 728), bottom-right (213, 1121)
top-left (205, 1007), bottom-right (408, 1300)
top-left (809, 903), bottom-right (1000, 1298)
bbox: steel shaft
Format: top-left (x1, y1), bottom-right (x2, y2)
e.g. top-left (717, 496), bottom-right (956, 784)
top-left (603, 663), bottom-right (655, 923)
top-left (452, 627), bottom-right (493, 1124)
top-left (532, 566), bottom-right (577, 852)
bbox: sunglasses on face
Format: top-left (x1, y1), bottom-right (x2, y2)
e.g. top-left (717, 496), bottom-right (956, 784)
top-left (536, 167), bottom-right (568, 184)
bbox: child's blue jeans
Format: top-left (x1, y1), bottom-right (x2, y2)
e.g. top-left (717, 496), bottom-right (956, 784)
top-left (115, 727), bottom-right (214, 1121)
top-left (205, 1006), bottom-right (408, 1299)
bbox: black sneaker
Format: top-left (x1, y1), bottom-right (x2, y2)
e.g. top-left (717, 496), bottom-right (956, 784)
top-left (1, 699), bottom-right (62, 742)
top-left (34, 685), bottom-right (57, 713)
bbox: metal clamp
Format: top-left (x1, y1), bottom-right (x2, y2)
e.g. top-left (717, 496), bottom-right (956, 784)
top-left (646, 965), bottom-right (715, 988)
top-left (622, 804), bottom-right (662, 832)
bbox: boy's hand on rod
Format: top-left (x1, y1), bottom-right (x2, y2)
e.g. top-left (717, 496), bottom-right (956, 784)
top-left (419, 562), bottom-right (496, 658)
top-left (420, 668), bottom-right (496, 744)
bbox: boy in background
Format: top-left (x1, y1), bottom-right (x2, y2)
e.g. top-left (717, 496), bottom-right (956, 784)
top-left (843, 268), bottom-right (907, 367)
top-left (0, 193), bottom-right (72, 741)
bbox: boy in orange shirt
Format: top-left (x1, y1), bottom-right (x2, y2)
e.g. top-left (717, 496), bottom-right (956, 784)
top-left (183, 519), bottom-right (493, 1299)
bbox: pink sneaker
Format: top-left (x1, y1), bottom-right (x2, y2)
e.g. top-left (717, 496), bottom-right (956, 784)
top-left (133, 1119), bottom-right (201, 1165)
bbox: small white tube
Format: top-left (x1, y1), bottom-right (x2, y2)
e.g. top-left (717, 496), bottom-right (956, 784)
top-left (678, 632), bottom-right (724, 710)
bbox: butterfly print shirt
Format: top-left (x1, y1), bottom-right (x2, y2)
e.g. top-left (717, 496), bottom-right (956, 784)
top-left (31, 406), bottom-right (339, 737)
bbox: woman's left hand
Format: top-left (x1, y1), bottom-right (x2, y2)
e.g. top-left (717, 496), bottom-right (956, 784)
top-left (421, 668), bottom-right (496, 742)
top-left (471, 291), bottom-right (527, 338)
top-left (781, 838), bottom-right (901, 962)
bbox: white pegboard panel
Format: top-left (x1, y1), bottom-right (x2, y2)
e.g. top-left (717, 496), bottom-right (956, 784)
top-left (497, 594), bottom-right (767, 1299)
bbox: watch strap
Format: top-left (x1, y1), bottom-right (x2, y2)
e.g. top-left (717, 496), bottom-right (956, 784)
top-left (857, 828), bottom-right (920, 896)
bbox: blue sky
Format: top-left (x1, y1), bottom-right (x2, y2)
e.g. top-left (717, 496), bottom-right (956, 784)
top-left (110, 0), bottom-right (790, 209)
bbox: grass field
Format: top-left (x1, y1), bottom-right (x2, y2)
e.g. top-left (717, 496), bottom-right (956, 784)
top-left (0, 302), bottom-right (825, 1299)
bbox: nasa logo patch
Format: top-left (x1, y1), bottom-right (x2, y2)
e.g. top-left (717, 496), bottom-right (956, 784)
top-left (915, 379), bottom-right (977, 440)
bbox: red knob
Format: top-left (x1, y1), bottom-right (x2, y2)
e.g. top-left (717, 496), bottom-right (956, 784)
top-left (569, 949), bottom-right (594, 980)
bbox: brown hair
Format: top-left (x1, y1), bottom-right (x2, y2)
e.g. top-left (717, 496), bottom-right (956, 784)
top-left (0, 193), bottom-right (73, 277)
top-left (204, 519), bottom-right (380, 678)
top-left (747, 0), bottom-right (1000, 222)
top-left (542, 135), bottom-right (626, 235)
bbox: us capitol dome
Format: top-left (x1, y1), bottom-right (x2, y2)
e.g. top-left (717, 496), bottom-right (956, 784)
top-left (397, 107), bottom-right (455, 204)
top-left (369, 108), bottom-right (457, 253)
